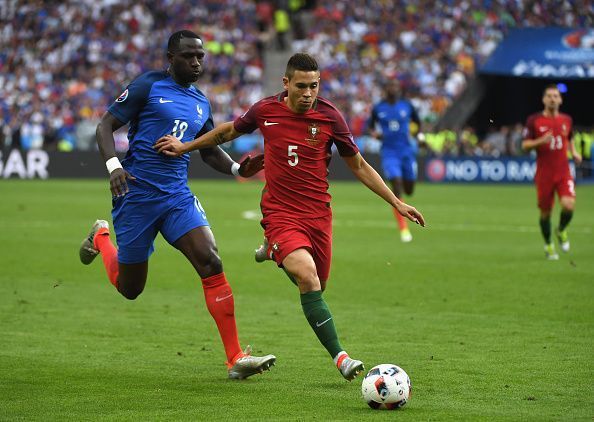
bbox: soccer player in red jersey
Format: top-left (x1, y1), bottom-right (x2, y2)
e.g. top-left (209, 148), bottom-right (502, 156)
top-left (155, 53), bottom-right (425, 381)
top-left (522, 84), bottom-right (582, 260)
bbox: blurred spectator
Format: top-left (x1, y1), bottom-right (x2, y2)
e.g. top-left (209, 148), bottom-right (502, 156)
top-left (482, 126), bottom-right (509, 157)
top-left (0, 0), bottom-right (264, 151)
top-left (508, 123), bottom-right (524, 156)
top-left (0, 108), bottom-right (8, 150)
top-left (2, 0), bottom-right (592, 159)
top-left (255, 0), bottom-right (275, 59)
top-left (274, 2), bottom-right (291, 50)
top-left (574, 128), bottom-right (593, 179)
top-left (76, 118), bottom-right (100, 152)
top-left (459, 126), bottom-right (479, 156)
top-left (294, 0), bottom-right (593, 145)
top-left (288, 0), bottom-right (308, 41)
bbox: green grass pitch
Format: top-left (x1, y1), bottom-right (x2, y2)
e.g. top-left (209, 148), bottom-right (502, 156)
top-left (1, 179), bottom-right (592, 421)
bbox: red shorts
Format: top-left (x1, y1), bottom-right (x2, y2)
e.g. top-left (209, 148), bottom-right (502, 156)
top-left (535, 171), bottom-right (576, 211)
top-left (261, 213), bottom-right (332, 282)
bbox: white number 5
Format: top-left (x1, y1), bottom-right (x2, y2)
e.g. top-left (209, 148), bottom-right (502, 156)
top-left (288, 145), bottom-right (298, 166)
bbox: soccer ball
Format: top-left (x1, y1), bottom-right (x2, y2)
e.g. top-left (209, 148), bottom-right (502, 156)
top-left (361, 364), bottom-right (411, 410)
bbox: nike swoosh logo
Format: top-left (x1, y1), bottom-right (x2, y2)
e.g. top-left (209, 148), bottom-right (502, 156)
top-left (159, 98), bottom-right (173, 103)
top-left (264, 120), bottom-right (279, 126)
top-left (316, 317), bottom-right (332, 327)
top-left (215, 293), bottom-right (233, 302)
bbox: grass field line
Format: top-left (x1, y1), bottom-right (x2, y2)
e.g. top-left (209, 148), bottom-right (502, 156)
top-left (333, 220), bottom-right (593, 234)
top-left (2, 213), bottom-right (591, 236)
top-left (240, 210), bottom-right (592, 234)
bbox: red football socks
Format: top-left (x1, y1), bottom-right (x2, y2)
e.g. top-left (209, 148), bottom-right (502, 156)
top-left (392, 207), bottom-right (409, 231)
top-left (93, 228), bottom-right (119, 288)
top-left (201, 272), bottom-right (242, 365)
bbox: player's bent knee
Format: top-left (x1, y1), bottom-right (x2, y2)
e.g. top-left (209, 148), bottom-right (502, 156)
top-left (320, 279), bottom-right (327, 292)
top-left (297, 279), bottom-right (321, 293)
top-left (560, 197), bottom-right (575, 211)
top-left (294, 270), bottom-right (321, 292)
top-left (196, 254), bottom-right (223, 278)
top-left (282, 248), bottom-right (320, 291)
top-left (539, 209), bottom-right (552, 219)
top-left (118, 285), bottom-right (144, 300)
top-left (116, 264), bottom-right (148, 300)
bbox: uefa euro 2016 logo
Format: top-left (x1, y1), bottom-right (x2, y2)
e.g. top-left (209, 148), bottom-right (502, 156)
top-left (563, 29), bottom-right (594, 49)
top-left (115, 89), bottom-right (129, 103)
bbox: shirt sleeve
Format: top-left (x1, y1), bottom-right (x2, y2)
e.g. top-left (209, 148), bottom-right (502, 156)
top-left (233, 102), bottom-right (260, 134)
top-left (409, 102), bottom-right (421, 126)
top-left (107, 74), bottom-right (153, 124)
top-left (522, 114), bottom-right (536, 140)
top-left (567, 115), bottom-right (574, 141)
top-left (331, 107), bottom-right (359, 157)
top-left (366, 105), bottom-right (378, 132)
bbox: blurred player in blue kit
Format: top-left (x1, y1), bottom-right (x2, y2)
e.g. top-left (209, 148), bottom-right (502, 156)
top-left (367, 79), bottom-right (424, 242)
top-left (78, 30), bottom-right (275, 379)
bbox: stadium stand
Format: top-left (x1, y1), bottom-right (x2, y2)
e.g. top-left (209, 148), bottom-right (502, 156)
top-left (0, 0), bottom-right (592, 159)
top-left (0, 0), bottom-right (266, 152)
top-left (293, 0), bottom-right (592, 128)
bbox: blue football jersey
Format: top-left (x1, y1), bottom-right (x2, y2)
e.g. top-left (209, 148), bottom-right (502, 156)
top-left (368, 100), bottom-right (418, 155)
top-left (108, 71), bottom-right (214, 193)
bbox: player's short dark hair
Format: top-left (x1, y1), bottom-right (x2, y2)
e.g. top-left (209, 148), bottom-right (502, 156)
top-left (168, 30), bottom-right (201, 53)
top-left (543, 84), bottom-right (560, 96)
top-left (285, 53), bottom-right (319, 79)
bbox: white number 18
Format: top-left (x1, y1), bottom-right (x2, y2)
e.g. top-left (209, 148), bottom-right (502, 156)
top-left (172, 119), bottom-right (188, 140)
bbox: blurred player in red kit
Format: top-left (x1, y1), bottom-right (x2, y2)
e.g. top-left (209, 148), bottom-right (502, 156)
top-left (154, 53), bottom-right (425, 381)
top-left (522, 84), bottom-right (582, 260)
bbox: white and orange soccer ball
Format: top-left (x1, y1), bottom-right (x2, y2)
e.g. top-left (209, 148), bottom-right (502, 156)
top-left (361, 364), bottom-right (411, 410)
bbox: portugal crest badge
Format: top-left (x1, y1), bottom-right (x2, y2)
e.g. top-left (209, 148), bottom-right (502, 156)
top-left (306, 123), bottom-right (321, 146)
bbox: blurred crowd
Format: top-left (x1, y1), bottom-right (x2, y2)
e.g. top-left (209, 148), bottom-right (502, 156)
top-left (0, 0), bottom-right (593, 157)
top-left (293, 0), bottom-right (593, 137)
top-left (0, 0), bottom-right (267, 152)
top-left (357, 125), bottom-right (593, 163)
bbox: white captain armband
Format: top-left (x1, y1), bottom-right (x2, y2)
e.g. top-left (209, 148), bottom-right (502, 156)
top-left (106, 157), bottom-right (123, 174)
top-left (231, 162), bottom-right (241, 177)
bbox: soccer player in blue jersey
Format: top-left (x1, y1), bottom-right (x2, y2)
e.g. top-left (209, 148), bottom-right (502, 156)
top-left (78, 30), bottom-right (275, 379)
top-left (367, 79), bottom-right (424, 242)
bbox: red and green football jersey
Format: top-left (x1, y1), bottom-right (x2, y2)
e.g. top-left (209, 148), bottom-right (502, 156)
top-left (234, 92), bottom-right (359, 218)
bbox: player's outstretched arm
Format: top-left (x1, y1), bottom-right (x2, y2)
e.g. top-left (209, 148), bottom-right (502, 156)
top-left (200, 147), bottom-right (265, 177)
top-left (521, 131), bottom-right (552, 151)
top-left (96, 111), bottom-right (135, 197)
top-left (154, 121), bottom-right (243, 157)
top-left (343, 153), bottom-right (425, 227)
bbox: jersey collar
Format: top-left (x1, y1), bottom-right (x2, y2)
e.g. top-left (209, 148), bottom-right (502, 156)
top-left (276, 91), bottom-right (319, 112)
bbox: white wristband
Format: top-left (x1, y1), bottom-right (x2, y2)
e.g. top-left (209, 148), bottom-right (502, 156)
top-left (106, 157), bottom-right (123, 174)
top-left (231, 162), bottom-right (241, 177)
